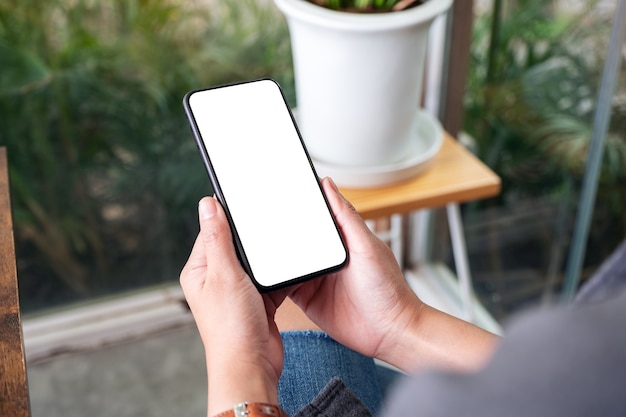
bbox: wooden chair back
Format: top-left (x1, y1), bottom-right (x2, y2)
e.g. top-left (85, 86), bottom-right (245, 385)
top-left (0, 147), bottom-right (31, 417)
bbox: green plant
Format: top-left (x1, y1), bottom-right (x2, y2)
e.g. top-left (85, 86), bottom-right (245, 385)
top-left (307, 0), bottom-right (423, 12)
top-left (465, 0), bottom-right (625, 198)
top-left (0, 0), bottom-right (293, 312)
top-left (463, 0), bottom-right (626, 305)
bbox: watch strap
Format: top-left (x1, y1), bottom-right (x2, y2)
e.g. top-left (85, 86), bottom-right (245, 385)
top-left (213, 402), bottom-right (288, 417)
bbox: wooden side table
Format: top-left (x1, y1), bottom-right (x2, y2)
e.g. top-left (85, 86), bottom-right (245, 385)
top-left (339, 133), bottom-right (500, 218)
top-left (338, 133), bottom-right (501, 327)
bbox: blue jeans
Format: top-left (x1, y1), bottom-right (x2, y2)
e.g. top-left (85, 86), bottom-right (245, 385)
top-left (278, 331), bottom-right (400, 416)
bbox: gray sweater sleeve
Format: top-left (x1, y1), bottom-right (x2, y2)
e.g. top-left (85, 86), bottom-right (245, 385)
top-left (383, 290), bottom-right (626, 417)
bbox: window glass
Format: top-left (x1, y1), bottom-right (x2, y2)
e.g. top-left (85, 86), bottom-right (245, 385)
top-left (1, 0), bottom-right (293, 313)
top-left (456, 0), bottom-right (625, 319)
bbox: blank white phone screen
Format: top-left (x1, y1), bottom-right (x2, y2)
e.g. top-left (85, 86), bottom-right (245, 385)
top-left (187, 80), bottom-right (347, 289)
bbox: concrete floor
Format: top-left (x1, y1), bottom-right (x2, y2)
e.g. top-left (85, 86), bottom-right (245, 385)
top-left (27, 324), bottom-right (208, 417)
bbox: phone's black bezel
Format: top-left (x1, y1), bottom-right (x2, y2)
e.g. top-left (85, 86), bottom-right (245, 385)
top-left (182, 78), bottom-right (348, 292)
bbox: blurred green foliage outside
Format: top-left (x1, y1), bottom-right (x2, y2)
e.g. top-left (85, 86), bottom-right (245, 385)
top-left (0, 0), bottom-right (293, 312)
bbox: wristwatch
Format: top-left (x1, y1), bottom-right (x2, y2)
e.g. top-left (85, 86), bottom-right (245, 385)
top-left (213, 402), bottom-right (288, 417)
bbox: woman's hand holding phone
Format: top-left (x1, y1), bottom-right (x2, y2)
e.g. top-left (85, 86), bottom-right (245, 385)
top-left (289, 178), bottom-right (497, 374)
top-left (180, 196), bottom-right (289, 416)
top-left (288, 178), bottom-right (428, 372)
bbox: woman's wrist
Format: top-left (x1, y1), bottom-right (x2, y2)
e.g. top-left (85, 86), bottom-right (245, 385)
top-left (207, 359), bottom-right (279, 417)
top-left (377, 302), bottom-right (499, 373)
top-left (374, 298), bottom-right (427, 371)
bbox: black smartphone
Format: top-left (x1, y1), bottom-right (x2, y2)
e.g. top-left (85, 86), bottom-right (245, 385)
top-left (183, 79), bottom-right (348, 291)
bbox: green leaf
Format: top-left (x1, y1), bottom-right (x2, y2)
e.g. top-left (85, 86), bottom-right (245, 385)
top-left (0, 42), bottom-right (50, 95)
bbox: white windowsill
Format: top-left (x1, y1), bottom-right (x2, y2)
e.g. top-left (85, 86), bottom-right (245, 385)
top-left (22, 285), bottom-right (193, 363)
top-left (22, 262), bottom-right (500, 363)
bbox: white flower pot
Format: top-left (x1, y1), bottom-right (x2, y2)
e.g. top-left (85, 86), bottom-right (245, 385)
top-left (274, 0), bottom-right (452, 178)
